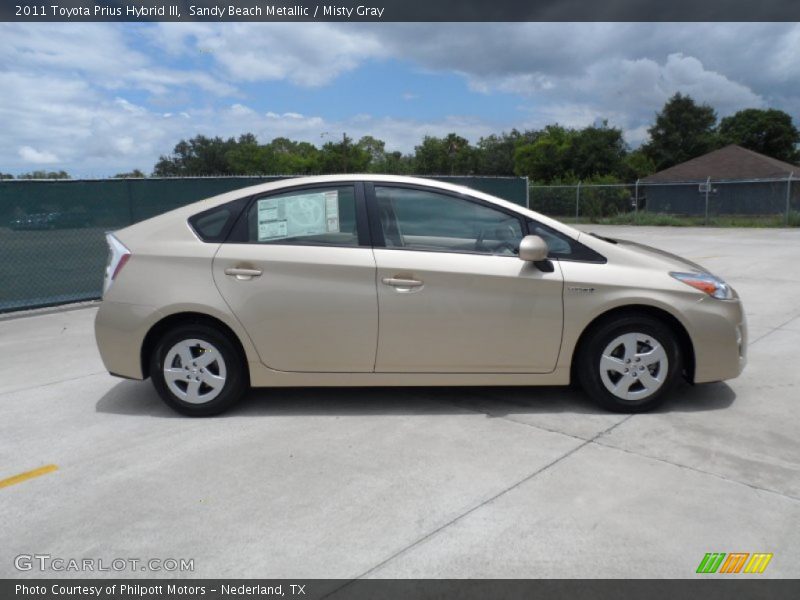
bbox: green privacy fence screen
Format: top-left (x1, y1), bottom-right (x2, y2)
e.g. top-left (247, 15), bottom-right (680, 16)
top-left (0, 176), bottom-right (528, 313)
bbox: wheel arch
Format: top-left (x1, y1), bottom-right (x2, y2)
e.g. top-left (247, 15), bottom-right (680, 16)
top-left (140, 311), bottom-right (250, 380)
top-left (570, 304), bottom-right (696, 385)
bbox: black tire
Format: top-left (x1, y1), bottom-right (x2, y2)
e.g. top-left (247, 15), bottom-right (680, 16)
top-left (149, 323), bottom-right (248, 416)
top-left (576, 314), bottom-right (681, 413)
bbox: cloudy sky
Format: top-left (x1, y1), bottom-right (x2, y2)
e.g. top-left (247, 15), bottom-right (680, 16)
top-left (1, 22), bottom-right (799, 177)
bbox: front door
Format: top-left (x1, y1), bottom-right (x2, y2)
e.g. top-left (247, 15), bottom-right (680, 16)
top-left (370, 185), bottom-right (564, 373)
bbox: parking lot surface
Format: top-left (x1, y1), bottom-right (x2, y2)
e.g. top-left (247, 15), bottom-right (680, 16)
top-left (1, 225), bottom-right (799, 579)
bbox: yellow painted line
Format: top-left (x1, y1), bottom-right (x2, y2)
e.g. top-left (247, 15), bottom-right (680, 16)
top-left (0, 464), bottom-right (58, 489)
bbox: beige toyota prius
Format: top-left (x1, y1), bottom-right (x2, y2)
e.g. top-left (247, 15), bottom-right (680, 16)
top-left (95, 175), bottom-right (746, 416)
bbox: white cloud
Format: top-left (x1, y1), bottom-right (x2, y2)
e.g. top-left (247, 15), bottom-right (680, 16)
top-left (371, 22), bottom-right (798, 142)
top-left (0, 23), bottom-right (236, 97)
top-left (490, 53), bottom-right (766, 142)
top-left (18, 146), bottom-right (59, 164)
top-left (151, 22), bottom-right (386, 87)
top-left (228, 103), bottom-right (255, 116)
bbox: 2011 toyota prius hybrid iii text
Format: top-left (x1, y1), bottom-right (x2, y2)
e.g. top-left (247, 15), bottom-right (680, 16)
top-left (94, 175), bottom-right (747, 416)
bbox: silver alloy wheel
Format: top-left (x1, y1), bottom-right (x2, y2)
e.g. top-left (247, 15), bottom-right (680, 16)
top-left (599, 332), bottom-right (668, 401)
top-left (163, 338), bottom-right (227, 404)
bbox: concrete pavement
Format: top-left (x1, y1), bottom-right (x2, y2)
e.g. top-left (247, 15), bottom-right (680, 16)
top-left (1, 226), bottom-right (798, 578)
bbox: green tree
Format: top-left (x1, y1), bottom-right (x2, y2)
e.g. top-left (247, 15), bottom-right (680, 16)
top-left (579, 173), bottom-right (631, 221)
top-left (355, 135), bottom-right (417, 174)
top-left (0, 173), bottom-right (13, 180)
top-left (414, 134), bottom-right (477, 175)
top-left (112, 169), bottom-right (146, 178)
top-left (356, 135), bottom-right (386, 165)
top-left (262, 137), bottom-right (320, 174)
top-left (371, 150), bottom-right (415, 174)
top-left (567, 122), bottom-right (627, 180)
top-left (513, 125), bottom-right (574, 183)
top-left (18, 170), bottom-right (71, 179)
top-left (643, 93), bottom-right (718, 170)
top-left (318, 134), bottom-right (370, 173)
top-left (413, 136), bottom-right (447, 174)
top-left (476, 130), bottom-right (539, 176)
top-left (226, 134), bottom-right (269, 174)
top-left (154, 135), bottom-right (239, 176)
top-left (717, 108), bottom-right (800, 163)
top-left (622, 150), bottom-right (657, 180)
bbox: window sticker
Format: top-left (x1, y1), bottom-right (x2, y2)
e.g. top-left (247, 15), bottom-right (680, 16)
top-left (324, 190), bottom-right (340, 232)
top-left (257, 190), bottom-right (340, 241)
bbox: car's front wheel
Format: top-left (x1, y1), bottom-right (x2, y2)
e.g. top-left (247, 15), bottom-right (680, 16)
top-left (150, 323), bottom-right (248, 416)
top-left (577, 315), bottom-right (681, 412)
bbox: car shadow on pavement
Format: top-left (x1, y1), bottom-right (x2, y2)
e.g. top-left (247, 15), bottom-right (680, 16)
top-left (656, 380), bottom-right (737, 413)
top-left (95, 380), bottom-right (183, 418)
top-left (95, 378), bottom-right (736, 418)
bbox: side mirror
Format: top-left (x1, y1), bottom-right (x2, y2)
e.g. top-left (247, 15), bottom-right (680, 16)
top-left (518, 235), bottom-right (549, 262)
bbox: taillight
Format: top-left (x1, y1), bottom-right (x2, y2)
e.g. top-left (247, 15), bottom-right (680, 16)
top-left (103, 233), bottom-right (131, 295)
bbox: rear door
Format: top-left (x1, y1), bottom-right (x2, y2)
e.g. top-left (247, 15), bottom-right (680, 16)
top-left (368, 184), bottom-right (564, 373)
top-left (213, 183), bottom-right (378, 372)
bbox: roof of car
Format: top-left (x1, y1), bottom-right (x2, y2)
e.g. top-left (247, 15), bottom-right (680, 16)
top-left (194, 174), bottom-right (533, 216)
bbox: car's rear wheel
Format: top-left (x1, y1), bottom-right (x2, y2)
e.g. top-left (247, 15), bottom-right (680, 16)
top-left (150, 323), bottom-right (248, 416)
top-left (577, 315), bottom-right (681, 412)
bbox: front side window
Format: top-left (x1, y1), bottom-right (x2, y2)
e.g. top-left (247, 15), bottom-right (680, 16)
top-left (246, 186), bottom-right (358, 246)
top-left (374, 186), bottom-right (523, 255)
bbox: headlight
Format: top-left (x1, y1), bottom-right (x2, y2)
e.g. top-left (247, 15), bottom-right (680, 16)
top-left (670, 271), bottom-right (734, 300)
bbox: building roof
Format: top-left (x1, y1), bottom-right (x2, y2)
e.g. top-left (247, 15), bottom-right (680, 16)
top-left (642, 144), bottom-right (799, 183)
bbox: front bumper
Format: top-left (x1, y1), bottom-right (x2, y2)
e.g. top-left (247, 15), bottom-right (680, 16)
top-left (684, 295), bottom-right (747, 383)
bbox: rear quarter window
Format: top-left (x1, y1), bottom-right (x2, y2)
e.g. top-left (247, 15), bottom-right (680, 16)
top-left (188, 198), bottom-right (248, 242)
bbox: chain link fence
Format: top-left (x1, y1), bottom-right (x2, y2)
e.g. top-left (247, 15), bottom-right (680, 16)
top-left (529, 176), bottom-right (799, 226)
top-left (0, 175), bottom-right (527, 313)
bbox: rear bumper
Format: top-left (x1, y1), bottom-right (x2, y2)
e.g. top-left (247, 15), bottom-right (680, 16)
top-left (94, 300), bottom-right (163, 380)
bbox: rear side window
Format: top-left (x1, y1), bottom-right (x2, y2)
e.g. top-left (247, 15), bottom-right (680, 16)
top-left (245, 186), bottom-right (358, 247)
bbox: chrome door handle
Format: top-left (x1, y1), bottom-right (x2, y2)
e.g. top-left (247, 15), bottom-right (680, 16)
top-left (225, 267), bottom-right (262, 280)
top-left (381, 277), bottom-right (423, 288)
